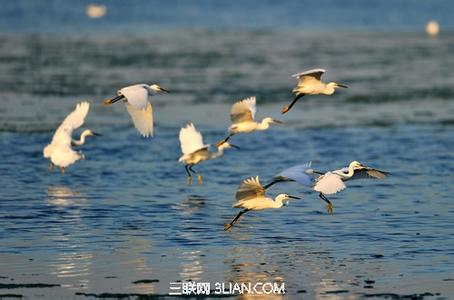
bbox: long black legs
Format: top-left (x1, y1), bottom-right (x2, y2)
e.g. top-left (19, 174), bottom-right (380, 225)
top-left (224, 209), bottom-right (249, 231)
top-left (217, 134), bottom-right (234, 146)
top-left (263, 177), bottom-right (288, 189)
top-left (185, 165), bottom-right (191, 176)
top-left (281, 93), bottom-right (305, 114)
top-left (319, 193), bottom-right (334, 214)
top-left (185, 165), bottom-right (203, 185)
top-left (103, 95), bottom-right (125, 106)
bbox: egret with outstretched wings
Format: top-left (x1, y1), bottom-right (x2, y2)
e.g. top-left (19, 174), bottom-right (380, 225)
top-left (103, 83), bottom-right (169, 137)
top-left (43, 101), bottom-right (100, 173)
top-left (224, 176), bottom-right (300, 230)
top-left (282, 68), bottom-right (348, 114)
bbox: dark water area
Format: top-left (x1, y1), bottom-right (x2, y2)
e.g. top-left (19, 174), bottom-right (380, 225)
top-left (2, 0), bottom-right (454, 33)
top-left (1, 5), bottom-right (454, 299)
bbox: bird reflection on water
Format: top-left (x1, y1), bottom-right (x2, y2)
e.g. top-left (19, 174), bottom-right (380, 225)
top-left (46, 186), bottom-right (93, 289)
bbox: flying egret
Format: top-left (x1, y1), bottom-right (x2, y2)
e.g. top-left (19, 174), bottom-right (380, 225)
top-left (224, 176), bottom-right (300, 231)
top-left (282, 68), bottom-right (348, 114)
top-left (103, 83), bottom-right (169, 137)
top-left (43, 101), bottom-right (100, 174)
top-left (218, 96), bottom-right (282, 145)
top-left (266, 161), bottom-right (388, 214)
top-left (179, 123), bottom-right (238, 185)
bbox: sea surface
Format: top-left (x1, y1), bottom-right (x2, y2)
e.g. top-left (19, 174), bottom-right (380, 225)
top-left (1, 2), bottom-right (454, 299)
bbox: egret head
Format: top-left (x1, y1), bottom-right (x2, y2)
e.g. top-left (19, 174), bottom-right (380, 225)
top-left (263, 117), bottom-right (283, 125)
top-left (275, 193), bottom-right (301, 205)
top-left (217, 141), bottom-right (240, 150)
top-left (149, 84), bottom-right (170, 94)
top-left (305, 168), bottom-right (315, 175)
top-left (326, 82), bottom-right (348, 95)
top-left (349, 160), bottom-right (365, 169)
top-left (82, 129), bottom-right (101, 137)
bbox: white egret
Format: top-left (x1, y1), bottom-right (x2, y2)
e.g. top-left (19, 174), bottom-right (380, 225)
top-left (224, 176), bottom-right (300, 231)
top-left (282, 68), bottom-right (348, 114)
top-left (179, 123), bottom-right (238, 185)
top-left (266, 161), bottom-right (388, 214)
top-left (43, 101), bottom-right (100, 174)
top-left (103, 83), bottom-right (169, 137)
top-left (218, 96), bottom-right (281, 145)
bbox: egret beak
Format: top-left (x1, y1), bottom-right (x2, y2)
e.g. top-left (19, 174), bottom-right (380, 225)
top-left (272, 119), bottom-right (283, 124)
top-left (91, 132), bottom-right (102, 137)
top-left (103, 95), bottom-right (124, 106)
top-left (216, 135), bottom-right (232, 147)
top-left (158, 86), bottom-right (170, 93)
top-left (288, 195), bottom-right (301, 200)
top-left (229, 144), bottom-right (240, 149)
top-left (336, 83), bottom-right (348, 88)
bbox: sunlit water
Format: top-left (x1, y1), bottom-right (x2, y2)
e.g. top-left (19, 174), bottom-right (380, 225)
top-left (1, 30), bottom-right (454, 298)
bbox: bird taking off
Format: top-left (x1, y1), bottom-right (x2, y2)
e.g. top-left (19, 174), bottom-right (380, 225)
top-left (43, 101), bottom-right (100, 173)
top-left (103, 83), bottom-right (169, 137)
top-left (266, 161), bottom-right (388, 214)
top-left (218, 96), bottom-right (282, 146)
top-left (224, 176), bottom-right (300, 231)
top-left (179, 123), bottom-right (238, 185)
top-left (282, 68), bottom-right (348, 114)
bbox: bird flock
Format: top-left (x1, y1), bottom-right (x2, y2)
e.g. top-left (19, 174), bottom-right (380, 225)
top-left (43, 68), bottom-right (388, 230)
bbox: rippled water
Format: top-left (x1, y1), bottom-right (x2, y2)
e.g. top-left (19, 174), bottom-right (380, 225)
top-left (1, 30), bottom-right (454, 298)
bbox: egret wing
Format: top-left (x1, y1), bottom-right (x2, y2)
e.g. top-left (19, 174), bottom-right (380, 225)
top-left (50, 101), bottom-right (90, 148)
top-left (230, 96), bottom-right (256, 124)
top-left (292, 68), bottom-right (326, 87)
top-left (313, 172), bottom-right (346, 195)
top-left (125, 101), bottom-right (153, 137)
top-left (276, 161), bottom-right (314, 186)
top-left (120, 84), bottom-right (149, 110)
top-left (347, 167), bottom-right (389, 181)
top-left (179, 123), bottom-right (209, 155)
top-left (292, 68), bottom-right (325, 80)
top-left (235, 176), bottom-right (266, 202)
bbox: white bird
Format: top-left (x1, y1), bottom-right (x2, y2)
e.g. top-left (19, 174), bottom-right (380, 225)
top-left (282, 68), bottom-right (348, 114)
top-left (218, 96), bottom-right (281, 145)
top-left (43, 101), bottom-right (100, 173)
top-left (224, 176), bottom-right (300, 230)
top-left (266, 161), bottom-right (389, 214)
top-left (179, 123), bottom-right (238, 185)
top-left (103, 83), bottom-right (169, 137)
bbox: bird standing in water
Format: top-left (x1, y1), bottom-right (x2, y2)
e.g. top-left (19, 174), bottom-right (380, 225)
top-left (43, 101), bottom-right (100, 173)
top-left (103, 83), bottom-right (169, 137)
top-left (282, 68), bottom-right (347, 114)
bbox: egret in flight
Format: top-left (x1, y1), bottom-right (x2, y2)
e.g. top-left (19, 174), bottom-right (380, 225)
top-left (218, 96), bottom-right (281, 145)
top-left (43, 101), bottom-right (100, 174)
top-left (179, 123), bottom-right (238, 185)
top-left (224, 176), bottom-right (300, 231)
top-left (282, 68), bottom-right (348, 114)
top-left (266, 161), bottom-right (388, 214)
top-left (103, 83), bottom-right (169, 137)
